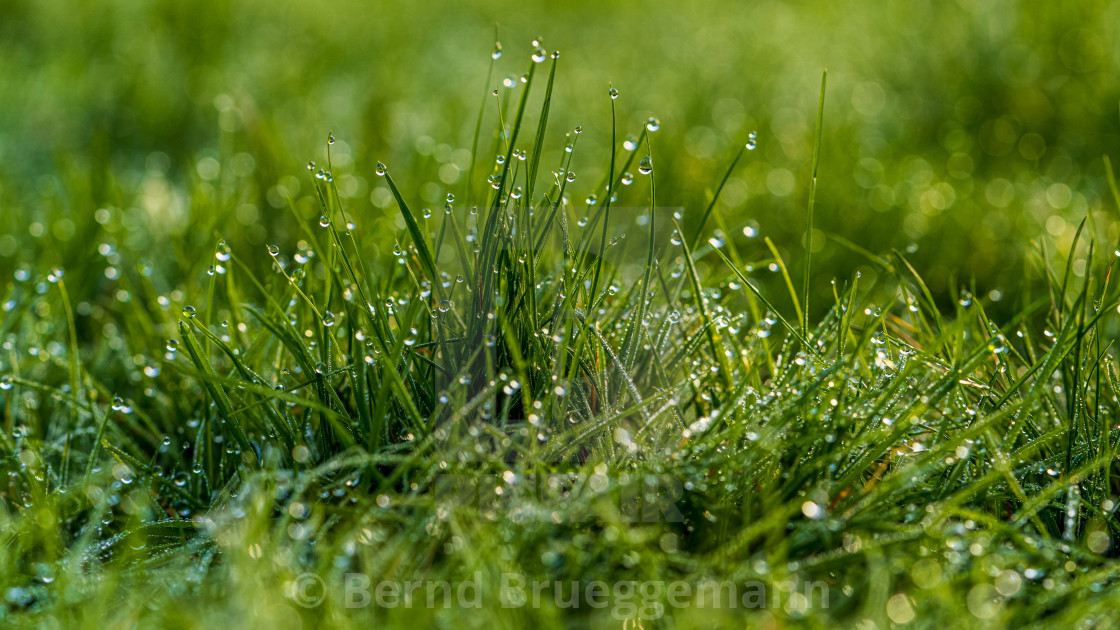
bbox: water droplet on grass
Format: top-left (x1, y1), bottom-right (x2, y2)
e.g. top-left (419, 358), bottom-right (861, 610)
top-left (638, 155), bottom-right (653, 175)
top-left (802, 501), bottom-right (824, 520)
top-left (646, 117), bottom-right (661, 132)
top-left (609, 87), bottom-right (619, 100)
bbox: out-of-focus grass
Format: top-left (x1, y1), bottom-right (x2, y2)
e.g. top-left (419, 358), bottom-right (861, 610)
top-left (2, 0), bottom-right (1119, 306)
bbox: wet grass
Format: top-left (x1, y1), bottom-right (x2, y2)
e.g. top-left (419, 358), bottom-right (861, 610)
top-left (3, 41), bottom-right (1120, 628)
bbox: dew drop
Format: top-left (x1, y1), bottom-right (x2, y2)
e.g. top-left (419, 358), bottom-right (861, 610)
top-left (638, 155), bottom-right (653, 175)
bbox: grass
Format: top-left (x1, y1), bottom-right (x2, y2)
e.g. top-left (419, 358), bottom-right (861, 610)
top-left (3, 36), bottom-right (1120, 629)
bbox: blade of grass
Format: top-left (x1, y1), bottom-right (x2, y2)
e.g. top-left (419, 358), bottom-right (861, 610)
top-left (802, 69), bottom-right (827, 337)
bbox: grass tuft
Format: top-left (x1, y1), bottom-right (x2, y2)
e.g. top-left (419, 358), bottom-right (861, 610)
top-left (1, 41), bottom-right (1120, 629)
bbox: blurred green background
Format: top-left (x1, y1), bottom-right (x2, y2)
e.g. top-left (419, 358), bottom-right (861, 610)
top-left (1, 0), bottom-right (1119, 314)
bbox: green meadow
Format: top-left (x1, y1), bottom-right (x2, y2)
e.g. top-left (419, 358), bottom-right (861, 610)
top-left (2, 0), bottom-right (1120, 627)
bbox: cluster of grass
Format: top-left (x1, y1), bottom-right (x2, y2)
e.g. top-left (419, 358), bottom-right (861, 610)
top-left (4, 40), bottom-right (1120, 628)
